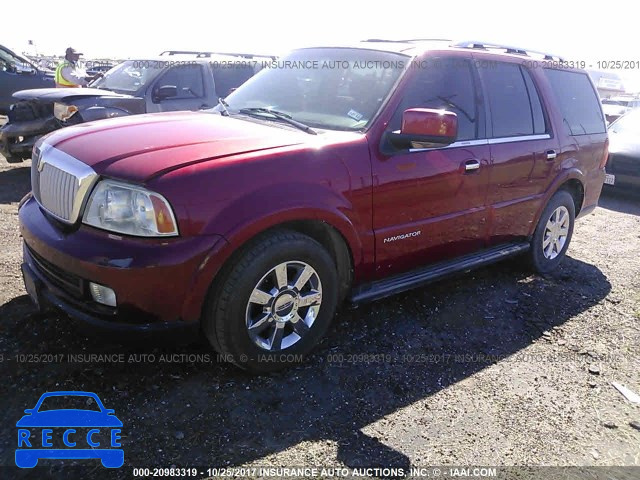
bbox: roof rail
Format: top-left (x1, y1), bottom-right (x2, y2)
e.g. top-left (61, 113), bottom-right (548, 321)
top-left (399, 38), bottom-right (453, 43)
top-left (452, 41), bottom-right (564, 61)
top-left (159, 50), bottom-right (277, 60)
top-left (362, 38), bottom-right (452, 43)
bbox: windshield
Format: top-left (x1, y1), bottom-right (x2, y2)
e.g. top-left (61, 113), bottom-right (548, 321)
top-left (37, 395), bottom-right (101, 412)
top-left (91, 60), bottom-right (159, 93)
top-left (609, 109), bottom-right (640, 135)
top-left (219, 48), bottom-right (407, 131)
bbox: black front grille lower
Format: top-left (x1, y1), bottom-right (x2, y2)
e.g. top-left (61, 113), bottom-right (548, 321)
top-left (27, 245), bottom-right (83, 298)
top-left (9, 101), bottom-right (54, 122)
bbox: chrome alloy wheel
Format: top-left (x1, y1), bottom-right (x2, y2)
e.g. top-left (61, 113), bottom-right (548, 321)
top-left (542, 206), bottom-right (570, 260)
top-left (245, 261), bottom-right (323, 351)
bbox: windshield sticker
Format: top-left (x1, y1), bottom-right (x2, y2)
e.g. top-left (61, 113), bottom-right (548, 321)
top-left (347, 109), bottom-right (364, 121)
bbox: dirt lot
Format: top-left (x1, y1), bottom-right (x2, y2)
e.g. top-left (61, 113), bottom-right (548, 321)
top-left (0, 150), bottom-right (639, 479)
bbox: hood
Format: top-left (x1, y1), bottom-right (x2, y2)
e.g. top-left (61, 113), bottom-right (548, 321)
top-left (44, 111), bottom-right (310, 182)
top-left (608, 130), bottom-right (640, 157)
top-left (13, 87), bottom-right (135, 102)
top-left (16, 410), bottom-right (123, 428)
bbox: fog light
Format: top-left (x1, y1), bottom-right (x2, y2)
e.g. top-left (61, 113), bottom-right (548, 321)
top-left (89, 282), bottom-right (117, 307)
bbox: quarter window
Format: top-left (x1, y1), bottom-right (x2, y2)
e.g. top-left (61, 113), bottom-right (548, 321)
top-left (544, 69), bottom-right (606, 135)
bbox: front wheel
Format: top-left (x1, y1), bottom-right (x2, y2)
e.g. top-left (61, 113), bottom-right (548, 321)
top-left (528, 190), bottom-right (576, 273)
top-left (203, 230), bottom-right (339, 372)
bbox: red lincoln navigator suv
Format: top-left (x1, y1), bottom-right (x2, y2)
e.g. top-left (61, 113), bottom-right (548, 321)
top-left (19, 40), bottom-right (608, 371)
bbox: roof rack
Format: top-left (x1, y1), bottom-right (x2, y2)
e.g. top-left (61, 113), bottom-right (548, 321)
top-left (362, 38), bottom-right (452, 43)
top-left (159, 50), bottom-right (277, 60)
top-left (452, 41), bottom-right (564, 61)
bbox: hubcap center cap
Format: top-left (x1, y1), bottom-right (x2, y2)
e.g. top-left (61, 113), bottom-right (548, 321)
top-left (273, 291), bottom-right (299, 321)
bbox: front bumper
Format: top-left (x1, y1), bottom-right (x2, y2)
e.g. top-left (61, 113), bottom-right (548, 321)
top-left (19, 196), bottom-right (225, 330)
top-left (0, 117), bottom-right (58, 158)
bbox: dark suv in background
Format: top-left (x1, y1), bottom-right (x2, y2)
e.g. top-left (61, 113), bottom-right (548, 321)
top-left (1, 52), bottom-right (271, 162)
top-left (19, 40), bottom-right (607, 372)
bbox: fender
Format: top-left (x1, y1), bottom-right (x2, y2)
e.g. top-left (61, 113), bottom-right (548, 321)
top-left (179, 183), bottom-right (369, 322)
top-left (528, 165), bottom-right (585, 237)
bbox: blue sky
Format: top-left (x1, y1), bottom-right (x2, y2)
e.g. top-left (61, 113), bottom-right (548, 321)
top-left (6, 0), bottom-right (640, 90)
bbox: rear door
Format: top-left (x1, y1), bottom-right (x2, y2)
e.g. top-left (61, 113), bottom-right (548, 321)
top-left (542, 69), bottom-right (608, 209)
top-left (477, 59), bottom-right (558, 244)
top-left (371, 55), bottom-right (491, 277)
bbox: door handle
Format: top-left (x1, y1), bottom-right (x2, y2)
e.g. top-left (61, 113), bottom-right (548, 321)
top-left (546, 150), bottom-right (557, 161)
top-left (464, 159), bottom-right (480, 172)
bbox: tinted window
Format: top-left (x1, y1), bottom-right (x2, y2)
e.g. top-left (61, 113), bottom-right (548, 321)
top-left (156, 65), bottom-right (205, 99)
top-left (212, 64), bottom-right (255, 97)
top-left (544, 69), bottom-right (606, 135)
top-left (481, 63), bottom-right (537, 137)
top-left (522, 68), bottom-right (547, 134)
top-left (388, 58), bottom-right (479, 140)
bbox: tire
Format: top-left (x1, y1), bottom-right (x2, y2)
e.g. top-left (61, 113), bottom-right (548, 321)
top-left (528, 189), bottom-right (575, 273)
top-left (203, 230), bottom-right (339, 373)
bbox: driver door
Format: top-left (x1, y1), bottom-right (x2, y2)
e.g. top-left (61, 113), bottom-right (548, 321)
top-left (371, 55), bottom-right (490, 277)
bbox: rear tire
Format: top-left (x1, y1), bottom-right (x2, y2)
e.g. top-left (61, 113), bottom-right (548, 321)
top-left (528, 190), bottom-right (575, 273)
top-left (203, 230), bottom-right (338, 373)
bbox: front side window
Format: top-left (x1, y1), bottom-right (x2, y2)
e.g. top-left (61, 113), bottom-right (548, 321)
top-left (544, 69), bottom-right (606, 135)
top-left (155, 65), bottom-right (205, 99)
top-left (220, 48), bottom-right (406, 131)
top-left (387, 57), bottom-right (480, 141)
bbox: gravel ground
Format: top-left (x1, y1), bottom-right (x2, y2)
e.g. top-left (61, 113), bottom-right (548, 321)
top-left (0, 148), bottom-right (639, 479)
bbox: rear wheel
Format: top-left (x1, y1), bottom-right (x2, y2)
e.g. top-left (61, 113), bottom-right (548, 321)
top-left (203, 230), bottom-right (339, 372)
top-left (528, 190), bottom-right (575, 273)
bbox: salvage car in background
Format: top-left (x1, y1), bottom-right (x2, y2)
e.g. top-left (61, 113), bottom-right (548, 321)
top-left (602, 96), bottom-right (640, 124)
top-left (0, 44), bottom-right (54, 115)
top-left (0, 53), bottom-right (265, 162)
top-left (605, 109), bottom-right (640, 192)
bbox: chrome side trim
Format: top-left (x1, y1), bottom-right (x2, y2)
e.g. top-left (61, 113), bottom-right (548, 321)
top-left (408, 134), bottom-right (550, 152)
top-left (487, 134), bottom-right (551, 145)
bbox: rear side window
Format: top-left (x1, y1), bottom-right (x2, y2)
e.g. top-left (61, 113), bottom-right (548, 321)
top-left (211, 64), bottom-right (255, 98)
top-left (544, 69), bottom-right (606, 135)
top-left (481, 62), bottom-right (546, 137)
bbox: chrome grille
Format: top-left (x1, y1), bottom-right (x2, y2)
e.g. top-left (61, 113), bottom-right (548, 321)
top-left (31, 143), bottom-right (98, 224)
top-left (38, 163), bottom-right (80, 221)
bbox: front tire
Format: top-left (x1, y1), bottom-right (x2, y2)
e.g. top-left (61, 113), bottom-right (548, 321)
top-left (203, 230), bottom-right (339, 372)
top-left (528, 190), bottom-right (575, 273)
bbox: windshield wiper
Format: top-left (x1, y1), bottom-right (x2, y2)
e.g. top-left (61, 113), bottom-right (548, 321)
top-left (218, 97), bottom-right (230, 116)
top-left (238, 107), bottom-right (317, 135)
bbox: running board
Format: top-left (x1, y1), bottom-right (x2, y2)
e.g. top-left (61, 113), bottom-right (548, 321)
top-left (350, 242), bottom-right (530, 304)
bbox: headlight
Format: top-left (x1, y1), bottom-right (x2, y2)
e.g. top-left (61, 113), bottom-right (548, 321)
top-left (83, 180), bottom-right (178, 237)
top-left (53, 102), bottom-right (78, 121)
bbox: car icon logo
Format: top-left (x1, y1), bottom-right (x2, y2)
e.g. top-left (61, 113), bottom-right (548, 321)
top-left (15, 391), bottom-right (123, 468)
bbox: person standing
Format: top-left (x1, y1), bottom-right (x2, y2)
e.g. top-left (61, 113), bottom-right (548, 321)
top-left (55, 47), bottom-right (89, 88)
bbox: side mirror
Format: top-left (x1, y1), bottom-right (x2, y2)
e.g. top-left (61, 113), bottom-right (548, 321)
top-left (24, 409), bottom-right (34, 414)
top-left (105, 409), bottom-right (115, 415)
top-left (387, 108), bottom-right (458, 150)
top-left (153, 85), bottom-right (178, 102)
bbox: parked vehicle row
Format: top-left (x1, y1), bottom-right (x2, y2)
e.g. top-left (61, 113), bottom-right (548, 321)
top-left (18, 40), bottom-right (608, 372)
top-left (605, 109), bottom-right (640, 192)
top-left (0, 53), bottom-right (266, 162)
